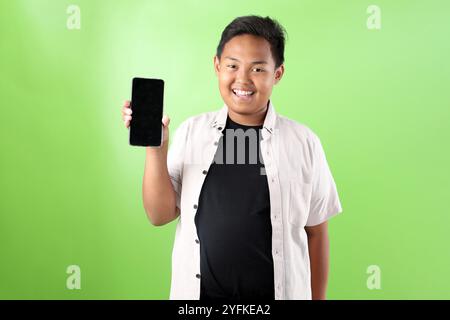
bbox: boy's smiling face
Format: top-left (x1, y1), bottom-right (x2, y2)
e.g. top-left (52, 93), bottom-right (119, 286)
top-left (214, 34), bottom-right (285, 125)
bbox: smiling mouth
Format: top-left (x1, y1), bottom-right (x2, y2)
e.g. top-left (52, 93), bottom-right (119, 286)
top-left (232, 89), bottom-right (255, 97)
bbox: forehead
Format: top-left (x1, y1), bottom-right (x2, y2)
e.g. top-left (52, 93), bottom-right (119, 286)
top-left (222, 34), bottom-right (274, 63)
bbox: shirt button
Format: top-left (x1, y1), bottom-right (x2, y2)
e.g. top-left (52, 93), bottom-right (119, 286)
top-left (214, 141), bottom-right (219, 146)
top-left (193, 204), bottom-right (198, 209)
top-left (195, 239), bottom-right (200, 244)
top-left (196, 274), bottom-right (201, 279)
top-left (202, 170), bottom-right (208, 175)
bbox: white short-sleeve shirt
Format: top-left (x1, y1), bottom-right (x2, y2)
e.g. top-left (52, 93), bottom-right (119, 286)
top-left (166, 100), bottom-right (343, 299)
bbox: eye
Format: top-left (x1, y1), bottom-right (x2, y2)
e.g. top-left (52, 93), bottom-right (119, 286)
top-left (227, 64), bottom-right (237, 69)
top-left (253, 67), bottom-right (265, 72)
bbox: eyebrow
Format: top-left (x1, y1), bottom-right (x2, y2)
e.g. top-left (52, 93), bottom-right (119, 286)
top-left (224, 56), bottom-right (268, 64)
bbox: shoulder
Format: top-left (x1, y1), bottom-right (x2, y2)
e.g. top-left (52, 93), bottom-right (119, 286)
top-left (276, 114), bottom-right (320, 145)
top-left (276, 114), bottom-right (331, 175)
top-left (174, 108), bottom-right (221, 138)
top-left (188, 109), bottom-right (218, 125)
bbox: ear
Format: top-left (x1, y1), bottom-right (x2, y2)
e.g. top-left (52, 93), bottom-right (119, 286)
top-left (214, 55), bottom-right (221, 76)
top-left (273, 64), bottom-right (285, 85)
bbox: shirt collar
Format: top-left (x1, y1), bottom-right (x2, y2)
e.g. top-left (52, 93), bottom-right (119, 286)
top-left (210, 100), bottom-right (277, 136)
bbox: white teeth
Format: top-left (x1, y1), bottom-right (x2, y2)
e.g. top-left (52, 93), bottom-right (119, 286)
top-left (233, 89), bottom-right (254, 96)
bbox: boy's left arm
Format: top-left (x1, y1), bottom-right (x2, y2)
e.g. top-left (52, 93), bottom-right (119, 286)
top-left (305, 221), bottom-right (329, 300)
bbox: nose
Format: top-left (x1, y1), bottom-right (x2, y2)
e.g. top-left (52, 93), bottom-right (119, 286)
top-left (235, 67), bottom-right (251, 84)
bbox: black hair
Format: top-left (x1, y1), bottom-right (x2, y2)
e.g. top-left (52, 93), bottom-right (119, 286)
top-left (216, 15), bottom-right (287, 68)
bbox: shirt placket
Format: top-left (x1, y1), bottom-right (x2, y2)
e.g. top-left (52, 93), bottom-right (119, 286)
top-left (260, 128), bottom-right (285, 300)
top-left (192, 122), bottom-right (225, 299)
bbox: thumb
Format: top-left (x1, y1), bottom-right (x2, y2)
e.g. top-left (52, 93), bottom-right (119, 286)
top-left (162, 114), bottom-right (170, 127)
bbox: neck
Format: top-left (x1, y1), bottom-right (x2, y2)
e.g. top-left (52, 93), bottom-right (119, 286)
top-left (227, 103), bottom-right (269, 126)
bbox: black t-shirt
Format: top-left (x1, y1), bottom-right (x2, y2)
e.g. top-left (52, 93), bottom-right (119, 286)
top-left (194, 114), bottom-right (274, 300)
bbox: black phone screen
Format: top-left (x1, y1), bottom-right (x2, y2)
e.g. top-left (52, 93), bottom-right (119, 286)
top-left (129, 78), bottom-right (164, 147)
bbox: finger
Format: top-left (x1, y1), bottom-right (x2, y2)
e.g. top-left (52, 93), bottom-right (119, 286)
top-left (122, 108), bottom-right (132, 115)
top-left (122, 107), bottom-right (132, 117)
top-left (124, 115), bottom-right (132, 121)
top-left (124, 119), bottom-right (130, 128)
top-left (123, 100), bottom-right (131, 108)
top-left (162, 114), bottom-right (170, 127)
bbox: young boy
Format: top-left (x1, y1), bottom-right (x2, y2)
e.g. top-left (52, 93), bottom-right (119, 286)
top-left (121, 15), bottom-right (343, 300)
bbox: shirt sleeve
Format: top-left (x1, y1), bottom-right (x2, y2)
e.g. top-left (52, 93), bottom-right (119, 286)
top-left (305, 133), bottom-right (343, 227)
top-left (167, 119), bottom-right (190, 210)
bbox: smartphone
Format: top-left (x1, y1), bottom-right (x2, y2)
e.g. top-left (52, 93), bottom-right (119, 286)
top-left (129, 77), bottom-right (164, 147)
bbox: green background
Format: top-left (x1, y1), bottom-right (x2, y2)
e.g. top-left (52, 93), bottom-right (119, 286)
top-left (1, 0), bottom-right (449, 299)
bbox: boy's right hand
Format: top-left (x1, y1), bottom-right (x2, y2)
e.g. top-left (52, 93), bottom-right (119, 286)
top-left (121, 100), bottom-right (170, 147)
